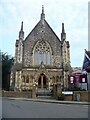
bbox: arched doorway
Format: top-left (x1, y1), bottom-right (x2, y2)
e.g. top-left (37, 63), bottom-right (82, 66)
top-left (38, 73), bottom-right (47, 89)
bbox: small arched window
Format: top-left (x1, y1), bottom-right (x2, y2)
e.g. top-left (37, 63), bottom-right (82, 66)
top-left (26, 75), bottom-right (29, 83)
top-left (22, 75), bottom-right (25, 83)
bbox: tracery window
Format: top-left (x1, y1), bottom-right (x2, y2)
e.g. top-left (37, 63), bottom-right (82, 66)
top-left (33, 41), bottom-right (52, 65)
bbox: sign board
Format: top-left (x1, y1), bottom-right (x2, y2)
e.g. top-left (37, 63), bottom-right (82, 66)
top-left (62, 91), bottom-right (73, 95)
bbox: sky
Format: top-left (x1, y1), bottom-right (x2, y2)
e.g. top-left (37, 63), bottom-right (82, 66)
top-left (0, 0), bottom-right (89, 67)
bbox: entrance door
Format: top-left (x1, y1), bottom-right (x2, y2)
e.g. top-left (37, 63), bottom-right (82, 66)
top-left (38, 74), bottom-right (47, 89)
top-left (38, 76), bottom-right (41, 88)
top-left (43, 76), bottom-right (46, 88)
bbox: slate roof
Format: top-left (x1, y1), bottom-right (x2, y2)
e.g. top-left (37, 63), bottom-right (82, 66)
top-left (86, 50), bottom-right (90, 58)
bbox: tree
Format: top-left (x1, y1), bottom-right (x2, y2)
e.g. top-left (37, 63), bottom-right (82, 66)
top-left (1, 51), bottom-right (14, 90)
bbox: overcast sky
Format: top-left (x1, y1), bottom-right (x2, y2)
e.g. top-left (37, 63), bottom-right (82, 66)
top-left (0, 0), bottom-right (89, 67)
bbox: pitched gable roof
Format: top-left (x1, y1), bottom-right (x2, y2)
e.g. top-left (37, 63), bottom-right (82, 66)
top-left (44, 20), bottom-right (61, 42)
top-left (24, 20), bottom-right (40, 41)
top-left (24, 19), bottom-right (61, 43)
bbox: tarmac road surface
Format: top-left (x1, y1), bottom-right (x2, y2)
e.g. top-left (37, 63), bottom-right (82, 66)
top-left (2, 98), bottom-right (88, 118)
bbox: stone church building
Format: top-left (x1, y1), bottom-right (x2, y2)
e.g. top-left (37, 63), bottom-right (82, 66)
top-left (10, 6), bottom-right (71, 92)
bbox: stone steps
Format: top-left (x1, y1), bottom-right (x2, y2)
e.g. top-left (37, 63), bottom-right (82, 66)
top-left (37, 96), bottom-right (52, 99)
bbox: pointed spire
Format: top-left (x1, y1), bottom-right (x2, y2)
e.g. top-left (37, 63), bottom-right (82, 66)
top-left (19, 21), bottom-right (24, 39)
top-left (61, 23), bottom-right (66, 41)
top-left (42, 5), bottom-right (44, 14)
top-left (21, 21), bottom-right (23, 31)
top-left (62, 23), bottom-right (65, 33)
top-left (41, 5), bottom-right (45, 20)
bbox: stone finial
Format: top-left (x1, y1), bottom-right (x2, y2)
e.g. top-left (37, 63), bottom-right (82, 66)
top-left (62, 23), bottom-right (65, 33)
top-left (21, 21), bottom-right (23, 31)
top-left (61, 23), bottom-right (66, 41)
top-left (41, 5), bottom-right (45, 20)
top-left (19, 21), bottom-right (24, 39)
top-left (42, 5), bottom-right (44, 14)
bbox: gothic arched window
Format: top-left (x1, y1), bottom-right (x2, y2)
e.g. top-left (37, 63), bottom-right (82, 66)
top-left (33, 41), bottom-right (52, 65)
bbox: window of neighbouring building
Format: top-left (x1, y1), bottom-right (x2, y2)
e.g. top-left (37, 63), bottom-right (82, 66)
top-left (70, 76), bottom-right (74, 83)
top-left (82, 78), bottom-right (85, 83)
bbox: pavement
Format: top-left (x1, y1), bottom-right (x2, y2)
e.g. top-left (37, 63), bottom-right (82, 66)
top-left (2, 97), bottom-right (90, 105)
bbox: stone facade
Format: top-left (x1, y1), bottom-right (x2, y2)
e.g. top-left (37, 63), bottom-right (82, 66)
top-left (10, 6), bottom-right (71, 92)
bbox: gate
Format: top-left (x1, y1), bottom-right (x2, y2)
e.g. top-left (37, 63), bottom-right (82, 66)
top-left (36, 88), bottom-right (53, 97)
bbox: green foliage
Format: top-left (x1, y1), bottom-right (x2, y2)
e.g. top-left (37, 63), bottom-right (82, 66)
top-left (58, 92), bottom-right (65, 97)
top-left (1, 51), bottom-right (14, 90)
top-left (57, 92), bottom-right (65, 100)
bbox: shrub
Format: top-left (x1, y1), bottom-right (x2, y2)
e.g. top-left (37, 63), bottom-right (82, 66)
top-left (57, 93), bottom-right (65, 100)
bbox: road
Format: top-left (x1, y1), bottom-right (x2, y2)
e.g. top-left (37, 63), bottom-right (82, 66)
top-left (2, 98), bottom-right (88, 118)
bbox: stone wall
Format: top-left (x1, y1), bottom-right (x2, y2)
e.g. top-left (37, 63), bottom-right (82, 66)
top-left (2, 90), bottom-right (90, 102)
top-left (64, 95), bottom-right (73, 101)
top-left (56, 90), bottom-right (89, 101)
top-left (73, 91), bottom-right (89, 102)
top-left (64, 91), bottom-right (89, 102)
top-left (2, 90), bottom-right (32, 98)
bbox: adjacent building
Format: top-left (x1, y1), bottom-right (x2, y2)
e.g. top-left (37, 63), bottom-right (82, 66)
top-left (68, 72), bottom-right (87, 90)
top-left (83, 50), bottom-right (90, 90)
